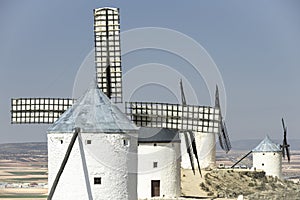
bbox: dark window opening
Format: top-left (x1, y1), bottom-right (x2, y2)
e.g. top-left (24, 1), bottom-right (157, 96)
top-left (60, 140), bottom-right (63, 144)
top-left (262, 163), bottom-right (264, 166)
top-left (123, 139), bottom-right (129, 146)
top-left (86, 140), bottom-right (92, 144)
top-left (94, 177), bottom-right (101, 184)
top-left (153, 162), bottom-right (158, 168)
top-left (154, 143), bottom-right (157, 146)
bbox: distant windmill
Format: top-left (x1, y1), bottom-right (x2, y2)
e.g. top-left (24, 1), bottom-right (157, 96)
top-left (10, 8), bottom-right (232, 198)
top-left (231, 118), bottom-right (291, 177)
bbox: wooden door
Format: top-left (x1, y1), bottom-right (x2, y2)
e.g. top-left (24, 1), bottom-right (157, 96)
top-left (151, 180), bottom-right (160, 197)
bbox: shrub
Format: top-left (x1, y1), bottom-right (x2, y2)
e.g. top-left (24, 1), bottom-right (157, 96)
top-left (206, 180), bottom-right (211, 186)
top-left (200, 182), bottom-right (210, 192)
top-left (248, 182), bottom-right (255, 187)
top-left (207, 191), bottom-right (214, 196)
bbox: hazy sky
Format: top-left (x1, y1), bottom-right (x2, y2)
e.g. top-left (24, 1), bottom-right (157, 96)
top-left (0, 0), bottom-right (299, 143)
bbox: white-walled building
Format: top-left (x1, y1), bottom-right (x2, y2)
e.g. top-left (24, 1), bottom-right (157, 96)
top-left (47, 87), bottom-right (138, 200)
top-left (180, 131), bottom-right (216, 170)
top-left (138, 127), bottom-right (181, 199)
top-left (252, 136), bottom-right (282, 179)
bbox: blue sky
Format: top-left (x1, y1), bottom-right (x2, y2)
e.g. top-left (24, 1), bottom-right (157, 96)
top-left (0, 0), bottom-right (299, 143)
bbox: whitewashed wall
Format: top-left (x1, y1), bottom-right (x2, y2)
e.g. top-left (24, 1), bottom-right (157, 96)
top-left (180, 132), bottom-right (216, 170)
top-left (252, 151), bottom-right (282, 179)
top-left (138, 143), bottom-right (181, 199)
top-left (48, 132), bottom-right (138, 200)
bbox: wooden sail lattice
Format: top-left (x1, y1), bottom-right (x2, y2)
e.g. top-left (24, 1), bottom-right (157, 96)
top-left (125, 102), bottom-right (220, 133)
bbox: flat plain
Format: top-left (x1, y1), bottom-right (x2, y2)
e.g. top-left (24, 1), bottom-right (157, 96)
top-left (0, 143), bottom-right (48, 199)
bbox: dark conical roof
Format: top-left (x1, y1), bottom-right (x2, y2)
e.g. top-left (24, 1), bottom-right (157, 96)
top-left (138, 127), bottom-right (180, 143)
top-left (47, 87), bottom-right (138, 133)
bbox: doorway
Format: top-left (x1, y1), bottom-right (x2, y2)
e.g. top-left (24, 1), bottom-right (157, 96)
top-left (151, 180), bottom-right (160, 197)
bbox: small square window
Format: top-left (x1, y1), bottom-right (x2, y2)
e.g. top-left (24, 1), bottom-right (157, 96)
top-left (262, 163), bottom-right (264, 166)
top-left (60, 140), bottom-right (63, 144)
top-left (153, 162), bottom-right (158, 168)
top-left (86, 140), bottom-right (92, 144)
top-left (154, 143), bottom-right (157, 147)
top-left (94, 177), bottom-right (101, 184)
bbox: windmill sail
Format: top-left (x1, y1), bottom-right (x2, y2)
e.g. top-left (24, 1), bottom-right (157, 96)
top-left (184, 132), bottom-right (195, 174)
top-left (215, 85), bottom-right (220, 109)
top-left (126, 102), bottom-right (220, 133)
top-left (11, 98), bottom-right (75, 124)
top-left (188, 131), bottom-right (202, 177)
top-left (215, 85), bottom-right (231, 153)
top-left (94, 8), bottom-right (122, 103)
top-left (180, 80), bottom-right (201, 176)
top-left (281, 118), bottom-right (291, 162)
top-left (220, 122), bottom-right (231, 153)
top-left (180, 79), bottom-right (187, 106)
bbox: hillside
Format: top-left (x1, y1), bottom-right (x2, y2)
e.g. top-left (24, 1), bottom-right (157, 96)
top-left (182, 169), bottom-right (300, 200)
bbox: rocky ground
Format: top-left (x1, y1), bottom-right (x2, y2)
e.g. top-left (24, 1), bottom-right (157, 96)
top-left (198, 169), bottom-right (300, 200)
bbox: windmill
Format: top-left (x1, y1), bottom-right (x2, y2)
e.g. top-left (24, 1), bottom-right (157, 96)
top-left (10, 7), bottom-right (232, 198)
top-left (280, 118), bottom-right (291, 163)
top-left (10, 7), bottom-right (123, 200)
top-left (231, 119), bottom-right (291, 174)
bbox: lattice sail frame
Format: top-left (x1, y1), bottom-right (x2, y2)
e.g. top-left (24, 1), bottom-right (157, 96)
top-left (94, 7), bottom-right (122, 103)
top-left (11, 98), bottom-right (75, 124)
top-left (125, 102), bottom-right (220, 133)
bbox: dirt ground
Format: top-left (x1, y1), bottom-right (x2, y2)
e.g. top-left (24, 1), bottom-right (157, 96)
top-left (181, 169), bottom-right (236, 200)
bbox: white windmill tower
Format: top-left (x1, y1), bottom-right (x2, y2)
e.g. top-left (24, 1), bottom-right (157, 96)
top-left (137, 127), bottom-right (181, 198)
top-left (252, 135), bottom-right (282, 179)
top-left (252, 119), bottom-right (291, 179)
top-left (47, 87), bottom-right (138, 200)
